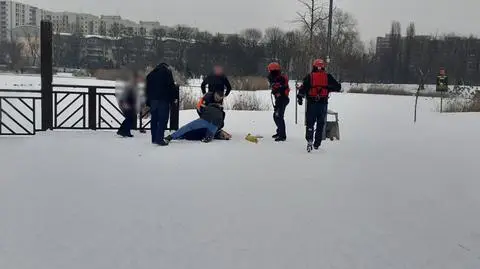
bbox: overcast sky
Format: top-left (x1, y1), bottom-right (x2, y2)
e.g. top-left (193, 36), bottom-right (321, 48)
top-left (21, 0), bottom-right (480, 41)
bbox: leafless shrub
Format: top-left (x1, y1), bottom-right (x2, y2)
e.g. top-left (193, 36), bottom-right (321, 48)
top-left (229, 92), bottom-right (269, 111)
top-left (349, 85), bottom-right (443, 97)
top-left (179, 89), bottom-right (199, 110)
top-left (366, 87), bottom-right (413, 96)
top-left (229, 76), bottom-right (269, 91)
top-left (171, 68), bottom-right (188, 86)
top-left (442, 85), bottom-right (480, 112)
top-left (348, 87), bottom-right (364, 93)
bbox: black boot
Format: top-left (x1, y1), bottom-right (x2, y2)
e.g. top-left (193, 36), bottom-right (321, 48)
top-left (116, 131), bottom-right (132, 138)
top-left (202, 135), bottom-right (214, 143)
top-left (156, 139), bottom-right (169, 146)
top-left (275, 136), bottom-right (286, 142)
top-left (314, 140), bottom-right (321, 150)
top-left (272, 134), bottom-right (279, 139)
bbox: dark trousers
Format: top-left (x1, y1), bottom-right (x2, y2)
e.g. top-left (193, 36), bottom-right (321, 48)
top-left (150, 100), bottom-right (170, 143)
top-left (118, 108), bottom-right (136, 136)
top-left (306, 101), bottom-right (328, 144)
top-left (273, 97), bottom-right (289, 138)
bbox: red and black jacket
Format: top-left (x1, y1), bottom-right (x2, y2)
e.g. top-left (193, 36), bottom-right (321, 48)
top-left (268, 71), bottom-right (290, 98)
top-left (299, 70), bottom-right (341, 103)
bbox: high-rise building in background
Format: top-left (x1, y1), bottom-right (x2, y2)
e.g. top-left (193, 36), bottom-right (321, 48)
top-left (41, 11), bottom-right (102, 36)
top-left (1, 0), bottom-right (166, 41)
top-left (0, 0), bottom-right (42, 41)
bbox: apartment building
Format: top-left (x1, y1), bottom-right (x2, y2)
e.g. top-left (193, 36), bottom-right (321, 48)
top-left (100, 15), bottom-right (141, 36)
top-left (139, 21), bottom-right (163, 36)
top-left (0, 0), bottom-right (42, 41)
top-left (42, 11), bottom-right (101, 35)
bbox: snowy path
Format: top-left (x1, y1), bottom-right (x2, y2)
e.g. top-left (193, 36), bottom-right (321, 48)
top-left (1, 94), bottom-right (480, 269)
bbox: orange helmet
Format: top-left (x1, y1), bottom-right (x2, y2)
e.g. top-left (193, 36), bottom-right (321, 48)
top-left (267, 62), bottom-right (281, 72)
top-left (313, 59), bottom-right (326, 69)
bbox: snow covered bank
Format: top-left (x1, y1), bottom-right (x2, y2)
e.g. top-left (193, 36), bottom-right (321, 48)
top-left (1, 92), bottom-right (480, 269)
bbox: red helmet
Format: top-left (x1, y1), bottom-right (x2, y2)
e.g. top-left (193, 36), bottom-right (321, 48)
top-left (267, 62), bottom-right (281, 72)
top-left (313, 59), bottom-right (326, 69)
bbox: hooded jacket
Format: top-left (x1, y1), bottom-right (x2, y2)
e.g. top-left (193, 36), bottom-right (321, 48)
top-left (200, 104), bottom-right (224, 128)
top-left (146, 63), bottom-right (178, 105)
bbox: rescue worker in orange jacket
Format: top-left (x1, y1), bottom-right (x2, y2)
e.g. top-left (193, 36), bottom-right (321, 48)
top-left (267, 62), bottom-right (290, 142)
top-left (297, 59), bottom-right (341, 150)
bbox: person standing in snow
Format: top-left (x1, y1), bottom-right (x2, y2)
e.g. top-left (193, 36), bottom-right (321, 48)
top-left (200, 65), bottom-right (232, 98)
top-left (146, 63), bottom-right (178, 146)
top-left (116, 71), bottom-right (141, 138)
top-left (267, 62), bottom-right (290, 142)
top-left (297, 59), bottom-right (341, 151)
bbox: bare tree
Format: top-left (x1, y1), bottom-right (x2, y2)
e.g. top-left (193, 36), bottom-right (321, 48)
top-left (404, 22), bottom-right (416, 83)
top-left (389, 21), bottom-right (402, 83)
top-left (99, 22), bottom-right (107, 36)
top-left (109, 23), bottom-right (122, 38)
top-left (241, 28), bottom-right (262, 48)
top-left (329, 9), bottom-right (361, 78)
top-left (296, 0), bottom-right (329, 60)
top-left (3, 40), bottom-right (25, 71)
top-left (169, 25), bottom-right (196, 40)
top-left (264, 27), bottom-right (286, 61)
top-left (21, 26), bottom-right (40, 66)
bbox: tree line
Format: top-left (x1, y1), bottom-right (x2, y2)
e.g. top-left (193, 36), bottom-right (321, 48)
top-left (2, 0), bottom-right (480, 85)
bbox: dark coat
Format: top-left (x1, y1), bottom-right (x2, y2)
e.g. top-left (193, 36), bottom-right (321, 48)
top-left (118, 83), bottom-right (138, 111)
top-left (146, 63), bottom-right (177, 105)
top-left (201, 74), bottom-right (232, 96)
top-left (200, 104), bottom-right (224, 128)
top-left (268, 71), bottom-right (290, 99)
top-left (299, 71), bottom-right (341, 104)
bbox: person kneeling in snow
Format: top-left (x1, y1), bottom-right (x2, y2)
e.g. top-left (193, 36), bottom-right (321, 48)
top-left (196, 92), bottom-right (232, 140)
top-left (165, 100), bottom-right (225, 144)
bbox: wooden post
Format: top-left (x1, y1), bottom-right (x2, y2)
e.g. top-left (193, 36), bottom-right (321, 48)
top-left (40, 20), bottom-right (53, 131)
top-left (88, 87), bottom-right (97, 130)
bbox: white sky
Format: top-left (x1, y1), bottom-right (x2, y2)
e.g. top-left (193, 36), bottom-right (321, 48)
top-left (20, 0), bottom-right (480, 41)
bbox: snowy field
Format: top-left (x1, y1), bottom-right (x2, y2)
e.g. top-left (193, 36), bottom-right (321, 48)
top-left (1, 92), bottom-right (480, 269)
top-left (0, 73), bottom-right (116, 89)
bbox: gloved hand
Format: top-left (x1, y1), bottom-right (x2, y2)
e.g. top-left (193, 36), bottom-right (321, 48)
top-left (297, 94), bottom-right (304, 106)
top-left (272, 83), bottom-right (281, 90)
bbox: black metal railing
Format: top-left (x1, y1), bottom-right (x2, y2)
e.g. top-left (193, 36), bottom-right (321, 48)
top-left (53, 90), bottom-right (88, 129)
top-left (0, 89), bottom-right (42, 135)
top-left (0, 84), bottom-right (179, 136)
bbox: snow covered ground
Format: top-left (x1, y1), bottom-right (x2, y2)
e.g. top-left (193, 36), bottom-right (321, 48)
top-left (1, 91), bottom-right (480, 269)
top-left (0, 73), bottom-right (116, 89)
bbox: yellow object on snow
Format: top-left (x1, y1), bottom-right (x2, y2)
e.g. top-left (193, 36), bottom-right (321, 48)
top-left (245, 134), bottom-right (259, 143)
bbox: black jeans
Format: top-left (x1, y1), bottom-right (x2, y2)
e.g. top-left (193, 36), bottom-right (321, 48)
top-left (273, 97), bottom-right (289, 138)
top-left (150, 100), bottom-right (170, 143)
top-left (118, 108), bottom-right (136, 136)
top-left (305, 101), bottom-right (328, 144)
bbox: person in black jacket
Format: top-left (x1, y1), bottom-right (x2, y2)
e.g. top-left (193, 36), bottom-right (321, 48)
top-left (146, 63), bottom-right (178, 146)
top-left (297, 59), bottom-right (341, 150)
top-left (200, 65), bottom-right (232, 97)
top-left (267, 62), bottom-right (290, 142)
top-left (116, 71), bottom-right (141, 137)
